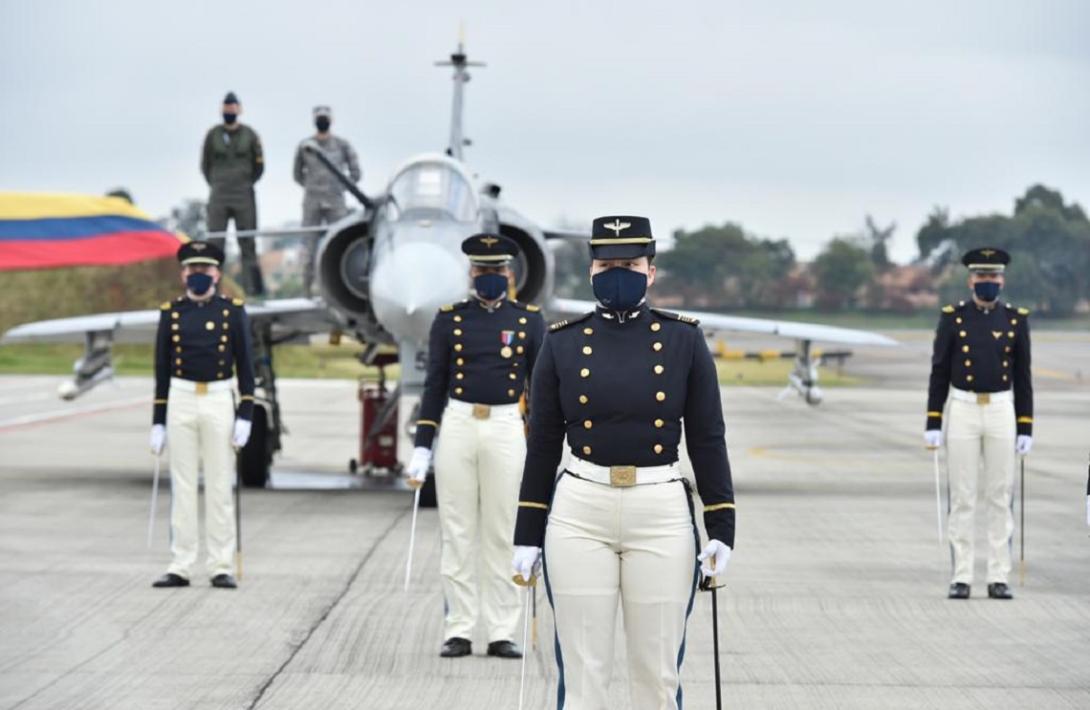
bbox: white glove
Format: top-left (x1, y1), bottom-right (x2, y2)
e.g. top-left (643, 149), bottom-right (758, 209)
top-left (924, 430), bottom-right (943, 449)
top-left (406, 447), bottom-right (432, 489)
top-left (232, 418), bottom-right (252, 449)
top-left (150, 424), bottom-right (166, 455)
top-left (697, 539), bottom-right (732, 578)
top-left (1016, 435), bottom-right (1033, 456)
top-left (512, 545), bottom-right (542, 585)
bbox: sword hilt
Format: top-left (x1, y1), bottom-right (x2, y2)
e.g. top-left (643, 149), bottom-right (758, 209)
top-left (699, 553), bottom-right (726, 591)
top-left (512, 573), bottom-right (538, 588)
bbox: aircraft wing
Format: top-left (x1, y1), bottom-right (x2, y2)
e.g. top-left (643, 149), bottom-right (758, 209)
top-left (548, 298), bottom-right (898, 346)
top-left (2, 298), bottom-right (335, 344)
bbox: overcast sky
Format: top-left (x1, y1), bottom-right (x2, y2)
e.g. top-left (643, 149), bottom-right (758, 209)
top-left (2, 0), bottom-right (1087, 262)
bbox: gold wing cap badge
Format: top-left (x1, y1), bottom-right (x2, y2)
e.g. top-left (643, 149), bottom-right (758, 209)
top-left (603, 219), bottom-right (631, 236)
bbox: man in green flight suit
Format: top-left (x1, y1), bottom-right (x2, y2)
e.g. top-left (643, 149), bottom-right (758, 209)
top-left (201, 91), bottom-right (265, 296)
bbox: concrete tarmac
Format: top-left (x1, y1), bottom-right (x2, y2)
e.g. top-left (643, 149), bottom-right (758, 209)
top-left (1, 330), bottom-right (1088, 709)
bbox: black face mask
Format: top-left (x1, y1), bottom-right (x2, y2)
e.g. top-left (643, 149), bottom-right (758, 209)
top-left (222, 112), bottom-right (238, 125)
top-left (186, 272), bottom-right (214, 295)
top-left (473, 273), bottom-right (508, 301)
top-left (315, 117), bottom-right (331, 132)
top-left (592, 267), bottom-right (648, 311)
top-left (974, 281), bottom-right (1001, 302)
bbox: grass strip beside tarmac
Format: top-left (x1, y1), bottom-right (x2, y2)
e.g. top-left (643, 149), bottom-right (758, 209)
top-left (0, 343), bottom-right (861, 386)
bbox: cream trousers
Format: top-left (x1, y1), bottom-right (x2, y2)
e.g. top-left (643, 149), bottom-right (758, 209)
top-left (434, 402), bottom-right (525, 641)
top-left (544, 472), bottom-right (699, 710)
top-left (946, 397), bottom-right (1016, 585)
top-left (166, 386), bottom-right (236, 579)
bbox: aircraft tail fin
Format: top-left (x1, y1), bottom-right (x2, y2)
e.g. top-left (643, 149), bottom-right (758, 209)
top-left (435, 31), bottom-right (485, 161)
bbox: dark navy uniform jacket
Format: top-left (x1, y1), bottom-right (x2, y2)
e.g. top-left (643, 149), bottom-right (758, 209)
top-left (513, 304), bottom-right (736, 548)
top-left (926, 300), bottom-right (1033, 436)
top-left (152, 294), bottom-right (256, 425)
top-left (414, 297), bottom-right (547, 448)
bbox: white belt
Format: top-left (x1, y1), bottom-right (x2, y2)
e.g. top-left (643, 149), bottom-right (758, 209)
top-left (170, 377), bottom-right (233, 394)
top-left (447, 398), bottom-right (521, 420)
top-left (950, 387), bottom-right (1012, 404)
top-left (567, 455), bottom-right (681, 488)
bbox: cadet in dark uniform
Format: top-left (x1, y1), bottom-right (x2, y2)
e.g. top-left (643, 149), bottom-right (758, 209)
top-left (511, 216), bottom-right (736, 710)
top-left (925, 247), bottom-right (1032, 600)
top-left (149, 241), bottom-right (255, 589)
top-left (201, 91), bottom-right (265, 296)
top-left (404, 234), bottom-right (546, 659)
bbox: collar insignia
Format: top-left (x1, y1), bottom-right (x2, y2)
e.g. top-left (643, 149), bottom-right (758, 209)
top-left (992, 331), bottom-right (1003, 339)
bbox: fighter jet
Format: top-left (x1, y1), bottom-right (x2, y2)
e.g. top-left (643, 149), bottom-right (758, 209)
top-left (1, 40), bottom-right (896, 491)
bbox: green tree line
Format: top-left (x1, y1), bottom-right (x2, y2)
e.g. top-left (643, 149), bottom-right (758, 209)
top-left (552, 184), bottom-right (1088, 317)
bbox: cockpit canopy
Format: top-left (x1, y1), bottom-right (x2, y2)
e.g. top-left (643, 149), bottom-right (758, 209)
top-left (385, 156), bottom-right (479, 223)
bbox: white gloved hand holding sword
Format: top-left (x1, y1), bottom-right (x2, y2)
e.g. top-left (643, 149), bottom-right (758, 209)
top-left (406, 447), bottom-right (431, 489)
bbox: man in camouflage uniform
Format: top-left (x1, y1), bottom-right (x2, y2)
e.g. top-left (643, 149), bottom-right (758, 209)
top-left (201, 91), bottom-right (265, 296)
top-left (292, 105), bottom-right (361, 296)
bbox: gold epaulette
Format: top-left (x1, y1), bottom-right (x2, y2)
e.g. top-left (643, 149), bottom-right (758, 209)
top-left (159, 301), bottom-right (171, 310)
top-left (1017, 307), bottom-right (1030, 316)
top-left (549, 312), bottom-right (592, 332)
top-left (651, 308), bottom-right (700, 326)
top-left (941, 305), bottom-right (955, 314)
top-left (526, 304), bottom-right (541, 312)
top-left (232, 297), bottom-right (245, 306)
top-left (440, 300), bottom-right (470, 313)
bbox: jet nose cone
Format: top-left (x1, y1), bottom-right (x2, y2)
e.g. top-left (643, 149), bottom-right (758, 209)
top-left (371, 242), bottom-right (468, 344)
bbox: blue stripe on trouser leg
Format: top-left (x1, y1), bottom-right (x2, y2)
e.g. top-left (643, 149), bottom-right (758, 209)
top-left (675, 481), bottom-right (701, 709)
top-left (542, 549), bottom-right (565, 709)
top-left (542, 470), bottom-right (567, 709)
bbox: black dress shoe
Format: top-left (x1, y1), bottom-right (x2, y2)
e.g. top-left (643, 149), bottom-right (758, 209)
top-left (211, 574), bottom-right (238, 589)
top-left (487, 640), bottom-right (522, 659)
top-left (440, 637), bottom-right (472, 658)
top-left (947, 582), bottom-right (971, 599)
top-left (152, 573), bottom-right (190, 588)
top-left (988, 582), bottom-right (1013, 600)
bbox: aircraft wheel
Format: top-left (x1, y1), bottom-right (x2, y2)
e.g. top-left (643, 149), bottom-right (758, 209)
top-left (419, 472), bottom-right (437, 508)
top-left (237, 405), bottom-right (271, 488)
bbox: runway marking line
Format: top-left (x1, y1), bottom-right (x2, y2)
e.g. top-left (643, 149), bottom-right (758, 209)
top-left (0, 395), bottom-right (148, 432)
top-left (1031, 366), bottom-right (1077, 381)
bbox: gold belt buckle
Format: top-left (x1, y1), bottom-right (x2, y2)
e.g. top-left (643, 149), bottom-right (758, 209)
top-left (976, 392), bottom-right (990, 405)
top-left (609, 465), bottom-right (637, 487)
top-left (472, 403), bottom-right (491, 420)
top-left (195, 382), bottom-right (208, 395)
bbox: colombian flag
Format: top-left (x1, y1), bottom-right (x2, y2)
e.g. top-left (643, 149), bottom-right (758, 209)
top-left (0, 192), bottom-right (186, 271)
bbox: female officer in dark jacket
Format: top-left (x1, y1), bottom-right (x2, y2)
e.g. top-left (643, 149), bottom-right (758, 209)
top-left (511, 215), bottom-right (736, 710)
